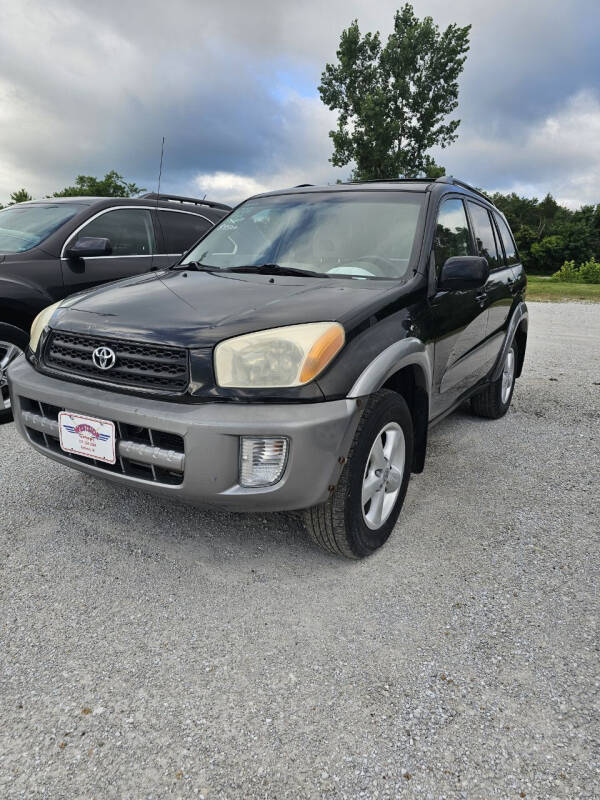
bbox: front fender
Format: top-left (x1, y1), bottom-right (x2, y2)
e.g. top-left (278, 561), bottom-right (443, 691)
top-left (347, 337), bottom-right (433, 398)
top-left (0, 276), bottom-right (54, 330)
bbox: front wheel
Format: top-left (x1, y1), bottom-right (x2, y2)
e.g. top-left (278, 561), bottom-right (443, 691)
top-left (0, 323), bottom-right (29, 424)
top-left (303, 389), bottom-right (414, 559)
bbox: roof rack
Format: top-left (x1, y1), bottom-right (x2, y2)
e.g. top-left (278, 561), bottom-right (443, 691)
top-left (140, 192), bottom-right (231, 211)
top-left (434, 175), bottom-right (491, 202)
top-left (344, 177), bottom-right (433, 185)
top-left (343, 175), bottom-right (492, 201)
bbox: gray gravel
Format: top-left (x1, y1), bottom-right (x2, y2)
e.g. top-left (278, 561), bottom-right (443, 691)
top-left (1, 301), bottom-right (599, 799)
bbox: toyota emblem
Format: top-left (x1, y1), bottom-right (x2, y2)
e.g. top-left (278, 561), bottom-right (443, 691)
top-left (92, 346), bottom-right (116, 370)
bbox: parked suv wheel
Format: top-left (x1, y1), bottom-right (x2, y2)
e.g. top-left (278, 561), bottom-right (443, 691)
top-left (471, 342), bottom-right (518, 420)
top-left (0, 323), bottom-right (29, 424)
top-left (303, 389), bottom-right (414, 558)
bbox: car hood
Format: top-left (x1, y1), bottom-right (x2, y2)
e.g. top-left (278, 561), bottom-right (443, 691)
top-left (51, 269), bottom-right (413, 348)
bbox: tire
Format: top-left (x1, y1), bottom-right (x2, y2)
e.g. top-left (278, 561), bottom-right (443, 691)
top-left (0, 323), bottom-right (29, 424)
top-left (303, 389), bottom-right (414, 559)
top-left (471, 342), bottom-right (518, 420)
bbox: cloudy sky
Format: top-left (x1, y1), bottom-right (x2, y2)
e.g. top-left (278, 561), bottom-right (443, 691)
top-left (1, 0), bottom-right (599, 208)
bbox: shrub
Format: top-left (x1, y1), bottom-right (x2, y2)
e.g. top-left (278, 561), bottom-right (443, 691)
top-left (551, 260), bottom-right (579, 282)
top-left (551, 258), bottom-right (600, 283)
top-left (579, 257), bottom-right (600, 284)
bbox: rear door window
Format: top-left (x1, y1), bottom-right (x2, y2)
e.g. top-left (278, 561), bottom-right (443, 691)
top-left (493, 212), bottom-right (519, 265)
top-left (434, 198), bottom-right (471, 268)
top-left (157, 211), bottom-right (212, 254)
top-left (467, 202), bottom-right (501, 269)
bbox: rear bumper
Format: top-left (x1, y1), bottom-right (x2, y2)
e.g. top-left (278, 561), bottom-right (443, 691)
top-left (8, 357), bottom-right (363, 512)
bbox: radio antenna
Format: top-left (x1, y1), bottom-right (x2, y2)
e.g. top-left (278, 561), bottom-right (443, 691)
top-left (150, 136), bottom-right (165, 271)
top-left (157, 135), bottom-right (165, 199)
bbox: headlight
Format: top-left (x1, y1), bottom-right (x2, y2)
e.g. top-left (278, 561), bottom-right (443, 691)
top-left (29, 301), bottom-right (62, 353)
top-left (214, 322), bottom-right (345, 388)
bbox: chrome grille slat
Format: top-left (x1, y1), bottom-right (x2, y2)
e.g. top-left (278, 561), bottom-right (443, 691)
top-left (43, 331), bottom-right (189, 393)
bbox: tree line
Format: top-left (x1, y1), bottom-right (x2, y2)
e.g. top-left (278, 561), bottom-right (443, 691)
top-left (489, 192), bottom-right (600, 275)
top-left (0, 171), bottom-right (143, 210)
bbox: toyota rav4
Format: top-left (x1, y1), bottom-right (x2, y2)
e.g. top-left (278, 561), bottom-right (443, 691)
top-left (8, 177), bottom-right (528, 558)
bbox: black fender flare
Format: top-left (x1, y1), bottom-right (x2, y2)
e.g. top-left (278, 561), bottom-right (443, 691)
top-left (491, 302), bottom-right (528, 381)
top-left (347, 337), bottom-right (433, 474)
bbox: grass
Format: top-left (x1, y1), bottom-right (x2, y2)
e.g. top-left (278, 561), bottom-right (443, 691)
top-left (526, 275), bottom-right (600, 303)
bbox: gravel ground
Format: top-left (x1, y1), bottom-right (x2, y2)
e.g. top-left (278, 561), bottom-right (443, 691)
top-left (1, 301), bottom-right (599, 799)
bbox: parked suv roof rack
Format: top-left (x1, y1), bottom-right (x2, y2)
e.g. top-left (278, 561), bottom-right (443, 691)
top-left (140, 192), bottom-right (232, 211)
top-left (434, 175), bottom-right (491, 202)
top-left (344, 178), bottom-right (434, 185)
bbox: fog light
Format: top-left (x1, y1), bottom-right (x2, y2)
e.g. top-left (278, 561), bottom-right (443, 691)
top-left (239, 437), bottom-right (289, 487)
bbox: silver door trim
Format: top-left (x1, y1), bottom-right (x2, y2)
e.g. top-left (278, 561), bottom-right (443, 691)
top-left (60, 206), bottom-right (214, 259)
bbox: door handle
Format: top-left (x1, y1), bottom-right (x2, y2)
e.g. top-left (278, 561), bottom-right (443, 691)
top-left (476, 292), bottom-right (488, 306)
top-left (507, 277), bottom-right (518, 294)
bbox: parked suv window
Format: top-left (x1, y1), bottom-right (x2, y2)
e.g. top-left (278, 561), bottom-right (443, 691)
top-left (434, 198), bottom-right (470, 267)
top-left (467, 202), bottom-right (501, 268)
top-left (0, 203), bottom-right (82, 254)
top-left (72, 208), bottom-right (155, 256)
top-left (494, 212), bottom-right (519, 265)
top-left (157, 211), bottom-right (212, 254)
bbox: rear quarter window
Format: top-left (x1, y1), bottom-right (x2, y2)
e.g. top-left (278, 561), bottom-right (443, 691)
top-left (493, 212), bottom-right (519, 265)
top-left (157, 211), bottom-right (213, 254)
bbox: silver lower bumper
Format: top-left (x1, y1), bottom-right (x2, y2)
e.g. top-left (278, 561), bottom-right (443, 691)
top-left (8, 357), bottom-right (363, 512)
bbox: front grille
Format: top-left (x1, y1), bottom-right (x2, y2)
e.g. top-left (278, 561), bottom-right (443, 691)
top-left (43, 331), bottom-right (189, 393)
top-left (20, 396), bottom-right (185, 485)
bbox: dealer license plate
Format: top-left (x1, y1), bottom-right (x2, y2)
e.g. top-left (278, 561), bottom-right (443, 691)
top-left (58, 411), bottom-right (116, 464)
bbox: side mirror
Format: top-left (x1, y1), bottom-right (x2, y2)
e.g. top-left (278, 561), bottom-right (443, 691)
top-left (65, 236), bottom-right (112, 259)
top-left (438, 256), bottom-right (489, 291)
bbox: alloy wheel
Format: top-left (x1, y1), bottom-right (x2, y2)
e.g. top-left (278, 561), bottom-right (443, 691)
top-left (501, 346), bottom-right (516, 405)
top-left (361, 421), bottom-right (405, 530)
top-left (0, 341), bottom-right (24, 410)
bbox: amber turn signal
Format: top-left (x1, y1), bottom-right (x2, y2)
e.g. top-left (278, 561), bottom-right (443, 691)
top-left (299, 323), bottom-right (345, 384)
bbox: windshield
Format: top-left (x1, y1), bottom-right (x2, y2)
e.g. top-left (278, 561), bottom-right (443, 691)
top-left (182, 191), bottom-right (425, 279)
top-left (0, 203), bottom-right (82, 254)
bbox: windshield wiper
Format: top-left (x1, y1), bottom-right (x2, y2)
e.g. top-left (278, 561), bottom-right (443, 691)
top-left (169, 261), bottom-right (219, 271)
top-left (221, 263), bottom-right (325, 278)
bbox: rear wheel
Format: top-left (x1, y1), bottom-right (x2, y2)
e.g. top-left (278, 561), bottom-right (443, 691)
top-left (471, 342), bottom-right (517, 420)
top-left (0, 323), bottom-right (29, 424)
top-left (303, 389), bottom-right (414, 558)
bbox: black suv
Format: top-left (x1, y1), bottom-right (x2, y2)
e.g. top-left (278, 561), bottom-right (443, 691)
top-left (8, 177), bottom-right (527, 558)
top-left (0, 192), bottom-right (230, 421)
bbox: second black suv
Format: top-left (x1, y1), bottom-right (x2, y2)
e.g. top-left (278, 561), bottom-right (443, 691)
top-left (8, 177), bottom-right (527, 558)
top-left (0, 192), bottom-right (230, 421)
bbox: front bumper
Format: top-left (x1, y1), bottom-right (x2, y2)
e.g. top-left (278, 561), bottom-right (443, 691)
top-left (8, 357), bottom-right (363, 512)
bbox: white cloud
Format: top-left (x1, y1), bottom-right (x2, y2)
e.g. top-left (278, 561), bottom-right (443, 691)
top-left (193, 172), bottom-right (271, 204)
top-left (442, 89), bottom-right (600, 207)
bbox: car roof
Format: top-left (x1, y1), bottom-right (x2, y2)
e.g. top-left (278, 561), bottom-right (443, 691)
top-left (253, 181), bottom-right (430, 199)
top-left (250, 176), bottom-right (497, 209)
top-left (15, 196), bottom-right (228, 216)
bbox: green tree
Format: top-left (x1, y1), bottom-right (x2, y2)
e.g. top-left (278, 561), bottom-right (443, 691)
top-left (10, 188), bottom-right (33, 204)
top-left (490, 191), bottom-right (600, 274)
top-left (53, 170), bottom-right (144, 198)
top-left (318, 4), bottom-right (470, 180)
top-left (530, 234), bottom-right (567, 273)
